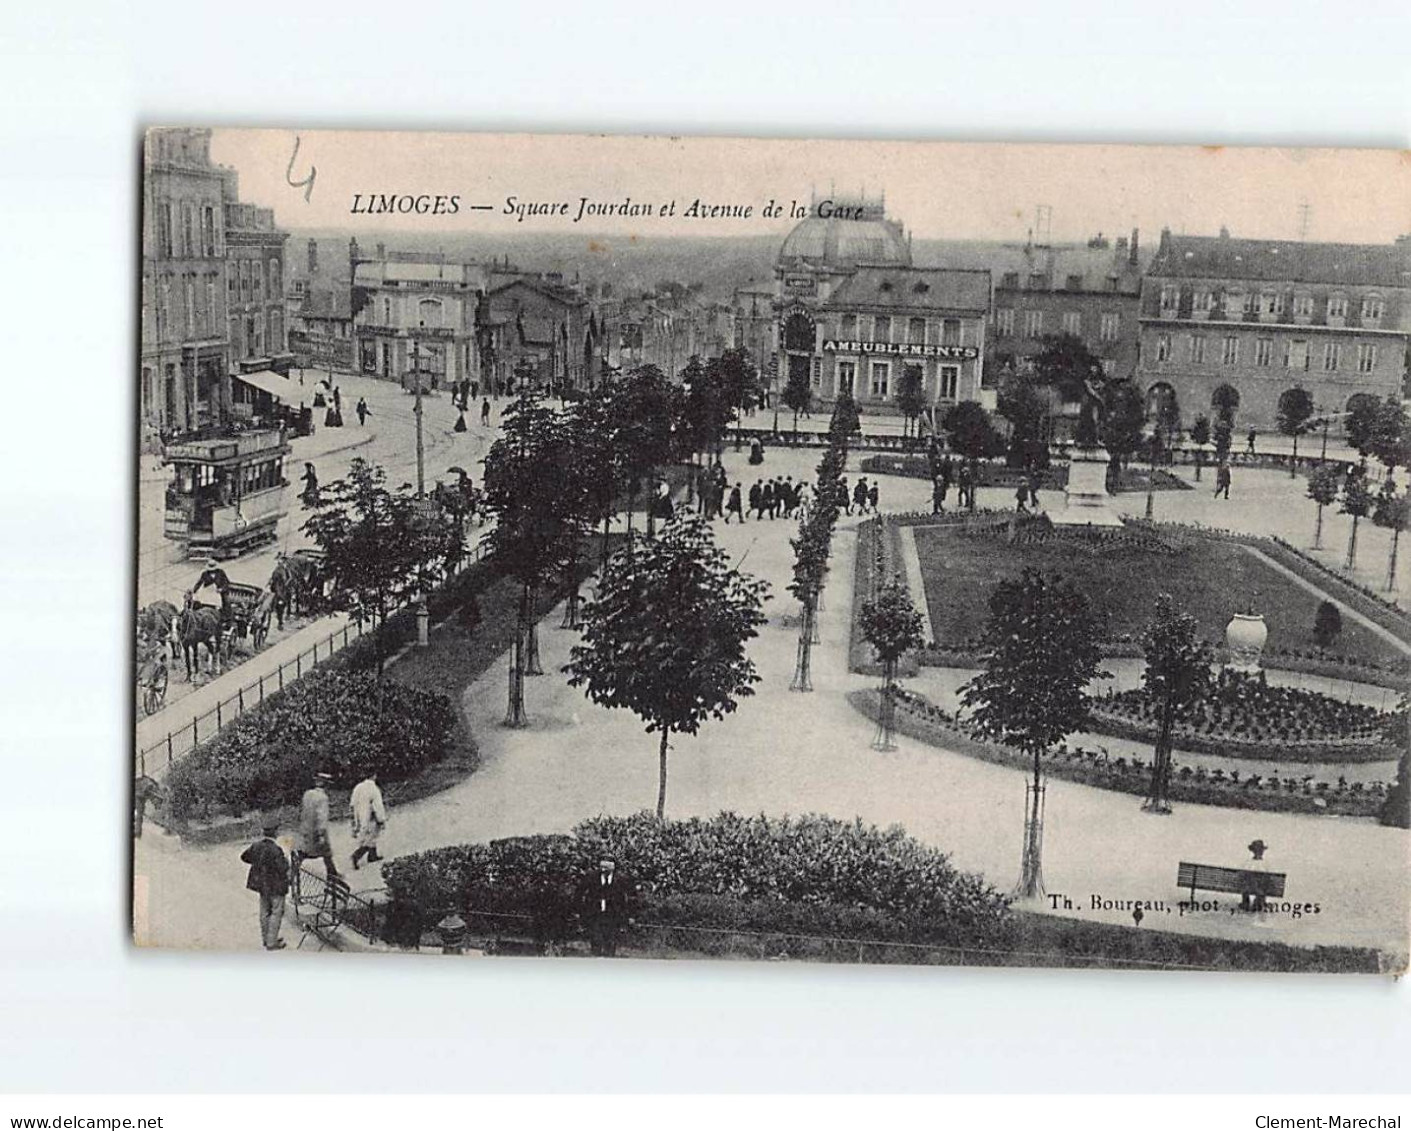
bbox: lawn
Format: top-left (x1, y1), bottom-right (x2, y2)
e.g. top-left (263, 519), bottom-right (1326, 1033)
top-left (911, 524), bottom-right (1405, 668)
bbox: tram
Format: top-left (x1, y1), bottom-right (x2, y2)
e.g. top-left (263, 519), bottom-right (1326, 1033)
top-left (163, 428), bottom-right (292, 559)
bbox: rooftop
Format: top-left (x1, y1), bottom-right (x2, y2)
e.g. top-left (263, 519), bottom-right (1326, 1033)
top-left (778, 196), bottom-right (911, 270)
top-left (825, 266), bottom-right (991, 313)
top-left (1150, 231), bottom-right (1411, 288)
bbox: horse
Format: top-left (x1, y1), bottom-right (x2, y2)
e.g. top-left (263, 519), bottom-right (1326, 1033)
top-left (251, 587), bottom-right (276, 649)
top-left (175, 595), bottom-right (223, 681)
top-left (269, 554), bottom-right (319, 627)
top-left (137, 600), bottom-right (179, 659)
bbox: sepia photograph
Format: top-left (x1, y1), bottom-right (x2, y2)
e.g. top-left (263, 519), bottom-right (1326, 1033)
top-left (131, 127), bottom-right (1411, 975)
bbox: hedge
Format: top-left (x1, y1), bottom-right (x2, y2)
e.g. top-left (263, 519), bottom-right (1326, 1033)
top-left (164, 669), bottom-right (456, 821)
top-left (380, 812), bottom-right (1013, 951)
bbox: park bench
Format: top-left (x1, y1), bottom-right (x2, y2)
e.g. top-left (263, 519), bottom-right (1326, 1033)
top-left (1177, 861), bottom-right (1286, 910)
top-left (293, 863), bottom-right (350, 950)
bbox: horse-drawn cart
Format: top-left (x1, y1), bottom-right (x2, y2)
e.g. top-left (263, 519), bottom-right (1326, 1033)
top-left (223, 581), bottom-right (273, 655)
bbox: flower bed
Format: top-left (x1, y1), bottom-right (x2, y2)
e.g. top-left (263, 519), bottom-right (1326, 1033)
top-left (163, 669), bottom-right (457, 822)
top-left (380, 812), bottom-right (1013, 952)
top-left (858, 454), bottom-right (1192, 492)
top-left (849, 517), bottom-right (918, 677)
top-left (1090, 670), bottom-right (1403, 764)
top-left (857, 687), bottom-right (1390, 818)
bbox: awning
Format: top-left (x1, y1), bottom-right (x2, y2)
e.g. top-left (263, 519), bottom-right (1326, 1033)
top-left (233, 369), bottom-right (296, 401)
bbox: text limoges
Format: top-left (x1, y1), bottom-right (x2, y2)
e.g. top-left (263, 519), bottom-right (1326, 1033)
top-left (822, 339), bottom-right (979, 359)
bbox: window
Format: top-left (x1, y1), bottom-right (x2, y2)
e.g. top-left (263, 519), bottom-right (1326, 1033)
top-left (811, 357), bottom-right (822, 388)
top-left (1065, 274), bottom-right (1084, 291)
top-left (253, 316), bottom-right (263, 356)
top-left (1260, 292), bottom-right (1283, 317)
top-left (942, 318), bottom-right (961, 345)
top-left (270, 310), bottom-right (283, 353)
top-left (201, 207), bottom-right (216, 256)
top-left (181, 206), bottom-right (194, 257)
top-left (1293, 293), bottom-right (1313, 319)
top-left (1188, 335), bottom-right (1206, 363)
top-left (205, 277), bottom-right (216, 335)
top-left (938, 365), bottom-right (959, 400)
top-left (1155, 334), bottom-right (1171, 362)
top-left (253, 261), bottom-right (263, 301)
top-left (1358, 343), bottom-right (1379, 373)
top-left (1062, 311), bottom-right (1081, 336)
top-left (839, 313), bottom-right (857, 339)
top-left (1002, 271), bottom-right (1019, 288)
top-left (1222, 290), bottom-right (1242, 317)
top-left (1327, 294), bottom-right (1348, 319)
top-left (1362, 295), bottom-right (1385, 322)
top-left (1192, 290), bottom-right (1213, 315)
top-left (908, 317), bottom-right (927, 345)
top-left (239, 260), bottom-right (250, 301)
top-left (227, 268), bottom-right (237, 300)
top-left (269, 258), bottom-right (281, 298)
top-left (837, 360), bottom-right (856, 394)
top-left (873, 316), bottom-right (891, 343)
top-left (1160, 285), bottom-right (1180, 312)
top-left (1254, 338), bottom-right (1273, 366)
top-left (1024, 310), bottom-right (1044, 337)
top-left (1323, 341), bottom-right (1341, 371)
top-left (1284, 340), bottom-right (1309, 371)
top-left (1099, 312), bottom-right (1119, 342)
top-left (1028, 272), bottom-right (1046, 290)
top-left (183, 276), bottom-right (195, 335)
top-left (159, 277), bottom-right (171, 332)
top-left (1221, 336), bottom-right (1239, 365)
top-left (995, 308), bottom-right (1015, 335)
top-left (382, 298), bottom-right (392, 324)
top-left (158, 204), bottom-right (173, 257)
top-left (417, 298), bottom-right (443, 328)
top-left (869, 361), bottom-right (890, 398)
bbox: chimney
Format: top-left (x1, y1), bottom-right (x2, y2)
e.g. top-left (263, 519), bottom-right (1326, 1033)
top-left (1129, 228), bottom-right (1139, 266)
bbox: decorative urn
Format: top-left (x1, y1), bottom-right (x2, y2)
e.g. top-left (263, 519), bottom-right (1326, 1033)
top-left (1224, 612), bottom-right (1268, 674)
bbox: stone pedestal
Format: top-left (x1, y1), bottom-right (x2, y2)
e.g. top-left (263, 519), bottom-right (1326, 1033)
top-left (1051, 446), bottom-right (1122, 527)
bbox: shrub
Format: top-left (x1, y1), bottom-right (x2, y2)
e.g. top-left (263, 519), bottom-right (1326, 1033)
top-left (165, 670), bottom-right (456, 820)
top-left (1313, 601), bottom-right (1343, 649)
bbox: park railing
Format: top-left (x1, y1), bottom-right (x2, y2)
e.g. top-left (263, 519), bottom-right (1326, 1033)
top-left (136, 540), bottom-right (491, 778)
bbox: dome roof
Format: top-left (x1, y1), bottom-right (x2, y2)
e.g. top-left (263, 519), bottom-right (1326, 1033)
top-left (778, 201), bottom-right (911, 270)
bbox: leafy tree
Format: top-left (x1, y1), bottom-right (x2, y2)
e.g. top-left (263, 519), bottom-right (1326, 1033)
top-left (1344, 393), bottom-right (1382, 456)
top-left (568, 386), bottom-right (623, 570)
top-left (1370, 396), bottom-right (1411, 474)
top-left (1139, 594), bottom-right (1215, 813)
top-left (609, 364), bottom-right (679, 534)
top-left (302, 457), bottom-right (439, 674)
top-left (942, 400), bottom-right (1002, 462)
top-left (1099, 379), bottom-right (1147, 485)
top-left (567, 516), bottom-right (769, 818)
top-left (1372, 479), bottom-right (1409, 593)
top-left (996, 375), bottom-right (1048, 469)
top-left (1189, 414), bottom-right (1212, 481)
top-left (483, 391), bottom-right (577, 725)
top-left (716, 347), bottom-right (760, 449)
top-left (961, 570), bottom-right (1105, 897)
top-left (1212, 384), bottom-right (1240, 426)
top-left (1312, 600), bottom-right (1342, 649)
top-left (1306, 463), bottom-right (1342, 550)
top-left (895, 364), bottom-right (925, 444)
top-left (859, 577), bottom-right (925, 749)
top-left (1276, 387), bottom-right (1315, 476)
top-left (1032, 333), bottom-right (1106, 447)
top-left (1340, 471), bottom-right (1375, 572)
top-left (788, 500), bottom-right (836, 692)
top-left (1213, 416), bottom-right (1233, 464)
top-left (781, 357), bottom-right (814, 436)
top-left (1380, 696), bottom-right (1410, 828)
top-left (829, 383), bottom-right (862, 442)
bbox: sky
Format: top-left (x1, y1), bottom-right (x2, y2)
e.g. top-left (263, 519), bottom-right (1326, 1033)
top-left (205, 129), bottom-right (1411, 247)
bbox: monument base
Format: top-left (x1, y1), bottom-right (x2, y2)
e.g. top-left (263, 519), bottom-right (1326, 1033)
top-left (1051, 446), bottom-right (1123, 527)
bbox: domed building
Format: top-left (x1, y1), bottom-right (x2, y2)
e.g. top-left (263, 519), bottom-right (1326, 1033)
top-left (773, 194), bottom-right (991, 420)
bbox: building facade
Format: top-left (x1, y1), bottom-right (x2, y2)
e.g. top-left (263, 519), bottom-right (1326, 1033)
top-left (289, 288), bottom-right (354, 373)
top-left (477, 276), bottom-right (600, 393)
top-left (351, 246), bottom-right (486, 387)
top-left (140, 128), bottom-right (231, 434)
top-left (986, 232), bottom-right (1144, 389)
top-left (1137, 229), bottom-right (1411, 431)
top-left (222, 169), bottom-right (293, 404)
top-left (774, 197), bottom-right (989, 414)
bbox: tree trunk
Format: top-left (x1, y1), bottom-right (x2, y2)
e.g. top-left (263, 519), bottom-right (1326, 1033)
top-left (1314, 503), bottom-right (1324, 550)
top-left (1346, 516), bottom-right (1360, 571)
top-left (790, 599), bottom-right (814, 692)
top-left (1143, 697), bottom-right (1176, 813)
top-left (1388, 527), bottom-right (1401, 593)
top-left (1016, 748), bottom-right (1045, 899)
top-left (561, 551), bottom-right (581, 628)
top-left (525, 585), bottom-right (543, 674)
top-left (872, 658), bottom-right (897, 750)
top-left (504, 584), bottom-right (528, 727)
top-left (1290, 432), bottom-right (1299, 477)
top-left (656, 728), bottom-right (670, 820)
top-left (600, 510), bottom-right (612, 570)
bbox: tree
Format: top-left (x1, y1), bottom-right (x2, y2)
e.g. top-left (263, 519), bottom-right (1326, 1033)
top-left (483, 391), bottom-right (577, 725)
top-left (1306, 463), bottom-right (1341, 550)
top-left (1372, 479), bottom-right (1409, 593)
top-left (961, 570), bottom-right (1105, 898)
top-left (1276, 387), bottom-right (1315, 476)
top-left (1032, 333), bottom-right (1106, 446)
top-left (1212, 384), bottom-right (1240, 426)
top-left (1370, 396), bottom-right (1411, 474)
top-left (829, 383), bottom-right (861, 442)
top-left (609, 364), bottom-right (679, 535)
top-left (942, 400), bottom-right (1002, 463)
top-left (895, 364), bottom-right (925, 444)
top-left (568, 386), bottom-right (623, 571)
top-left (1380, 695), bottom-right (1410, 828)
top-left (1340, 471), bottom-right (1375, 572)
top-left (1139, 594), bottom-right (1215, 813)
top-left (858, 577), bottom-right (925, 750)
top-left (1189, 414), bottom-right (1211, 482)
top-left (781, 358), bottom-right (814, 436)
top-left (716, 347), bottom-right (760, 450)
top-left (303, 457), bottom-right (434, 675)
top-left (1345, 393), bottom-right (1382, 457)
top-left (1099, 379), bottom-right (1146, 487)
top-left (567, 516), bottom-right (769, 818)
top-left (1312, 601), bottom-right (1342, 649)
top-left (789, 501), bottom-right (835, 692)
top-left (996, 375), bottom-right (1048, 470)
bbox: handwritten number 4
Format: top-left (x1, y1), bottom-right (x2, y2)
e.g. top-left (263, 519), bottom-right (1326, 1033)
top-left (286, 135), bottom-right (315, 203)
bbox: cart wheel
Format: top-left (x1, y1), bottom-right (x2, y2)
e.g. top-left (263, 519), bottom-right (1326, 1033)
top-left (143, 686), bottom-right (162, 716)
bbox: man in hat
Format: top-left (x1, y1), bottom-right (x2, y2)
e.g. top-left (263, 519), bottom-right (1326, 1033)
top-left (349, 772), bottom-right (388, 870)
top-left (191, 556), bottom-right (231, 629)
top-left (294, 771), bottom-right (340, 879)
top-left (240, 817), bottom-right (290, 950)
top-left (581, 855), bottom-right (631, 957)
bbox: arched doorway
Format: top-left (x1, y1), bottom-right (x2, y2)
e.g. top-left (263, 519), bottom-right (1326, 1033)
top-left (1211, 383), bottom-right (1241, 420)
top-left (1145, 382), bottom-right (1179, 431)
top-left (781, 311), bottom-right (816, 409)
